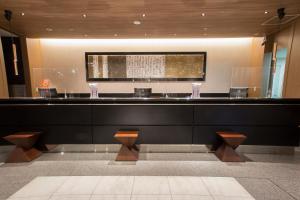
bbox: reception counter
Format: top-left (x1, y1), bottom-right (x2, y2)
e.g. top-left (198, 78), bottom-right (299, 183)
top-left (0, 97), bottom-right (299, 146)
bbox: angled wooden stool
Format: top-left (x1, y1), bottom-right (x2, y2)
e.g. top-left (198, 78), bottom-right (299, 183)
top-left (114, 130), bottom-right (139, 161)
top-left (215, 131), bottom-right (247, 162)
top-left (3, 132), bottom-right (43, 163)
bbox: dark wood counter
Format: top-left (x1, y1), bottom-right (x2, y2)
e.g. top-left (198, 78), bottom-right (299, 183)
top-left (0, 97), bottom-right (300, 104)
top-left (0, 97), bottom-right (299, 146)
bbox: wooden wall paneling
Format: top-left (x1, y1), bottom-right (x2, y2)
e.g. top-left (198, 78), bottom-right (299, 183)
top-left (0, 0), bottom-right (300, 38)
top-left (20, 36), bottom-right (32, 96)
top-left (284, 19), bottom-right (300, 97)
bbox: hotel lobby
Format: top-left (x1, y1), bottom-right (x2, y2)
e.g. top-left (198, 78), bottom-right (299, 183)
top-left (0, 0), bottom-right (300, 200)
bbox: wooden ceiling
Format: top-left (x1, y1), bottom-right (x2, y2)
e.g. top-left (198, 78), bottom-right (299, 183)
top-left (0, 0), bottom-right (300, 38)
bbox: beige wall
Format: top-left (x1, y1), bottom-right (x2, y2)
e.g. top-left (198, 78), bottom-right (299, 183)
top-left (0, 39), bottom-right (8, 98)
top-left (26, 38), bottom-right (264, 95)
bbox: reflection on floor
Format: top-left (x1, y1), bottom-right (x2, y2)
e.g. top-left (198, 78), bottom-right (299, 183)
top-left (0, 151), bottom-right (299, 200)
top-left (7, 176), bottom-right (255, 200)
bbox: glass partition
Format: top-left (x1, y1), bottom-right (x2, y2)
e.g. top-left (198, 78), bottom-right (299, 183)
top-left (231, 67), bottom-right (263, 97)
top-left (31, 67), bottom-right (81, 97)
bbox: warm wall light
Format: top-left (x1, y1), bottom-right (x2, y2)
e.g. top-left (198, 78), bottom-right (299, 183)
top-left (40, 38), bottom-right (254, 48)
top-left (12, 43), bottom-right (19, 76)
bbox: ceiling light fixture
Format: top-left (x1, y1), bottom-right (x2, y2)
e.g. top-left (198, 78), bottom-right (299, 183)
top-left (46, 27), bottom-right (53, 32)
top-left (83, 14), bottom-right (87, 18)
top-left (264, 10), bottom-right (269, 14)
top-left (21, 12), bottom-right (25, 16)
top-left (201, 13), bottom-right (205, 17)
top-left (142, 13), bottom-right (146, 17)
top-left (114, 34), bottom-right (118, 37)
top-left (133, 20), bottom-right (141, 25)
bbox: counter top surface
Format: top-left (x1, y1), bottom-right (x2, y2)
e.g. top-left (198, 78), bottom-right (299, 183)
top-left (0, 97), bottom-right (300, 104)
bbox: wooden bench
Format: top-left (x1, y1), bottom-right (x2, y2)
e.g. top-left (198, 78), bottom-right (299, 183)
top-left (114, 130), bottom-right (139, 161)
top-left (215, 131), bottom-right (247, 162)
top-left (3, 132), bottom-right (43, 163)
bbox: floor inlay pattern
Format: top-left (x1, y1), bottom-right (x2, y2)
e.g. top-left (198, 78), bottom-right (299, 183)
top-left (7, 176), bottom-right (255, 200)
top-left (0, 152), bottom-right (299, 200)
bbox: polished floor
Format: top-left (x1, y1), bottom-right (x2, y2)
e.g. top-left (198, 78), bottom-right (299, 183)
top-left (7, 176), bottom-right (254, 200)
top-left (0, 149), bottom-right (299, 200)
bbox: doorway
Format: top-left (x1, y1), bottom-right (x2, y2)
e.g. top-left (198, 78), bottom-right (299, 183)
top-left (262, 48), bottom-right (287, 98)
top-left (272, 48), bottom-right (287, 98)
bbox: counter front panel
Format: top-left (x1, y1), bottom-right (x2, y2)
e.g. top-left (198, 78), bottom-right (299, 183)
top-left (0, 98), bottom-right (299, 146)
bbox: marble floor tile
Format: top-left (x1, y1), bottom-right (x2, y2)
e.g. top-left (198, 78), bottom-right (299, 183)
top-left (7, 197), bottom-right (50, 200)
top-left (237, 177), bottom-right (295, 200)
top-left (244, 153), bottom-right (300, 164)
top-left (202, 177), bottom-right (253, 198)
top-left (91, 195), bottom-right (131, 200)
top-left (132, 176), bottom-right (170, 195)
top-left (0, 175), bottom-right (32, 199)
top-left (270, 177), bottom-right (300, 200)
top-left (71, 161), bottom-right (108, 176)
top-left (9, 177), bottom-right (67, 198)
top-left (54, 176), bottom-right (100, 195)
top-left (212, 197), bottom-right (255, 200)
top-left (172, 195), bottom-right (213, 200)
top-left (168, 176), bottom-right (210, 196)
top-left (2, 152), bottom-right (300, 200)
top-left (139, 153), bottom-right (218, 161)
top-left (131, 195), bottom-right (172, 200)
top-left (93, 176), bottom-right (134, 195)
top-left (49, 194), bottom-right (91, 200)
top-left (36, 153), bottom-right (79, 161)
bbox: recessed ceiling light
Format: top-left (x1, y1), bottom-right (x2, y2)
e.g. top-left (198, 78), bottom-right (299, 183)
top-left (21, 12), bottom-right (25, 16)
top-left (142, 13), bottom-right (146, 17)
top-left (46, 28), bottom-right (53, 32)
top-left (264, 10), bottom-right (269, 14)
top-left (114, 34), bottom-right (118, 37)
top-left (83, 14), bottom-right (87, 18)
top-left (201, 13), bottom-right (205, 17)
top-left (133, 20), bottom-right (141, 25)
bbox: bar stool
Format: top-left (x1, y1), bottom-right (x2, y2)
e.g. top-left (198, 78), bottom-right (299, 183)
top-left (215, 131), bottom-right (247, 162)
top-left (3, 132), bottom-right (43, 163)
top-left (114, 130), bottom-right (139, 161)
